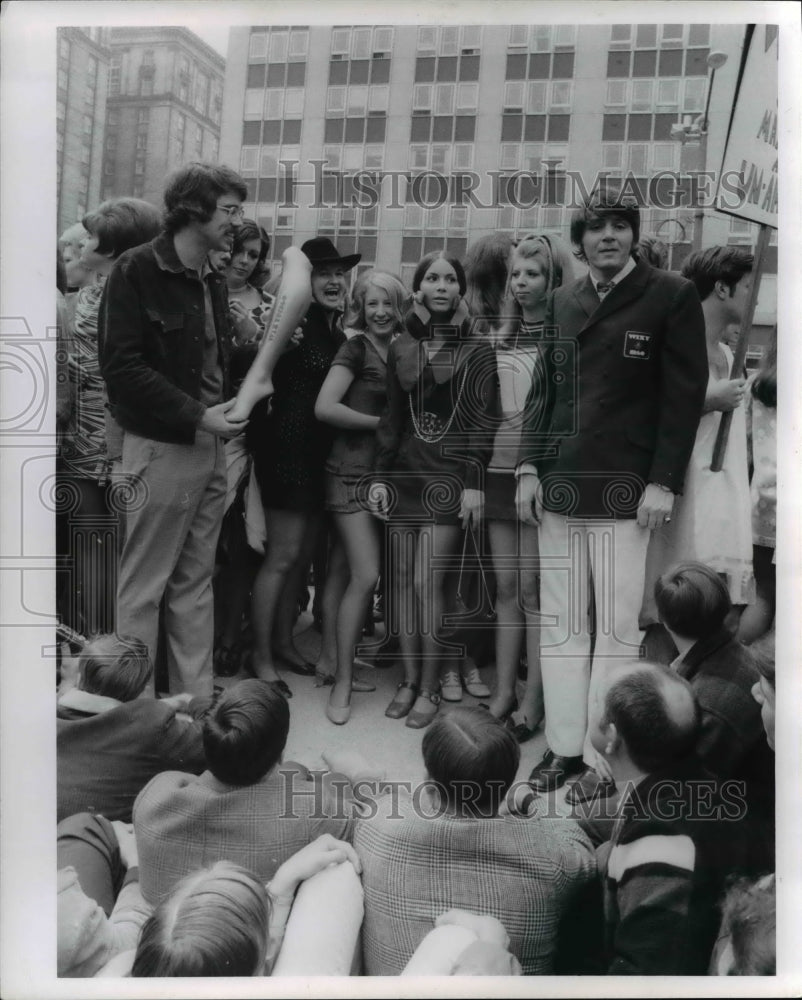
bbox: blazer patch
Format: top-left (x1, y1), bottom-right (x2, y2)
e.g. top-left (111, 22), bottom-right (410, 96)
top-left (623, 330), bottom-right (651, 360)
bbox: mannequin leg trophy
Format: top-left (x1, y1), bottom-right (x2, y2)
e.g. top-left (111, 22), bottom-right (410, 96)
top-left (226, 246), bottom-right (313, 422)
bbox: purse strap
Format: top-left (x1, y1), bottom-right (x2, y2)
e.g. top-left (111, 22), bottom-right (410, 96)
top-left (456, 523), bottom-right (494, 607)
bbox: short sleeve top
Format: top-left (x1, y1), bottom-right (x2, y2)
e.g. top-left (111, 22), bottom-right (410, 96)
top-left (325, 333), bottom-right (388, 475)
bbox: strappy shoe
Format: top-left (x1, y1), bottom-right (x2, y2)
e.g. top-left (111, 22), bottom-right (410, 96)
top-left (385, 681), bottom-right (419, 719)
top-left (405, 689), bottom-right (441, 730)
top-left (315, 670), bottom-right (376, 692)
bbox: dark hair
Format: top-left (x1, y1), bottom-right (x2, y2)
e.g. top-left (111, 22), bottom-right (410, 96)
top-left (569, 181), bottom-right (641, 262)
top-left (412, 251), bottom-right (467, 297)
top-left (422, 707), bottom-right (519, 816)
top-left (680, 245), bottom-right (754, 301)
top-left (462, 234), bottom-right (514, 331)
top-left (751, 325), bottom-right (777, 408)
top-left (78, 633), bottom-right (153, 701)
top-left (637, 234), bottom-right (669, 269)
top-left (231, 219), bottom-right (270, 268)
top-left (603, 663), bottom-right (700, 772)
top-left (132, 862), bottom-right (270, 977)
top-left (162, 162), bottom-right (248, 235)
top-left (202, 679), bottom-right (289, 786)
top-left (654, 561), bottom-right (732, 639)
top-left (82, 198), bottom-right (163, 259)
top-left (718, 874), bottom-right (776, 975)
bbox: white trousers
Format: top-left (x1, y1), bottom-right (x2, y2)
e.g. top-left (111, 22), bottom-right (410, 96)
top-left (537, 510), bottom-right (649, 758)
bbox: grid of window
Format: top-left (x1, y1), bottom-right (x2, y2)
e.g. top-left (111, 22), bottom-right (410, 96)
top-left (500, 113), bottom-right (570, 143)
top-left (602, 113), bottom-right (677, 142)
top-left (508, 24), bottom-right (576, 50)
top-left (607, 24), bottom-right (711, 78)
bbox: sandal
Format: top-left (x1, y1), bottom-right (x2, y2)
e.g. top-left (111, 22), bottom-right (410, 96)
top-left (315, 670), bottom-right (376, 692)
top-left (405, 689), bottom-right (441, 730)
top-left (385, 681), bottom-right (419, 720)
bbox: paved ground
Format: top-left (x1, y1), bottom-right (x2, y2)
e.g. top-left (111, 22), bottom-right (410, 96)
top-left (221, 608), bottom-right (567, 801)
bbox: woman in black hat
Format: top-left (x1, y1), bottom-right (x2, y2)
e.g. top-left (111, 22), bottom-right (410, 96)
top-left (246, 238), bottom-right (361, 694)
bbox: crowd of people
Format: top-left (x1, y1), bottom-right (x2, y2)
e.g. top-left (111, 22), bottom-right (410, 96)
top-left (55, 161), bottom-right (777, 977)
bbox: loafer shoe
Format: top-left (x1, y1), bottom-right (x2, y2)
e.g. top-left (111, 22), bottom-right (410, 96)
top-left (527, 749), bottom-right (584, 793)
top-left (564, 767), bottom-right (617, 807)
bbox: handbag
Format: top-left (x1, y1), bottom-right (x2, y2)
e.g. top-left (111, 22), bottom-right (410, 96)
top-left (440, 523), bottom-right (496, 661)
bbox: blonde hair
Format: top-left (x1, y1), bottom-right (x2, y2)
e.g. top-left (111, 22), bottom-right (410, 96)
top-left (344, 269), bottom-right (410, 334)
top-left (494, 234), bottom-right (575, 348)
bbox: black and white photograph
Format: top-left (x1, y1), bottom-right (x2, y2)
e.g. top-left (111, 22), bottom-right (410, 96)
top-left (1, 1), bottom-right (799, 995)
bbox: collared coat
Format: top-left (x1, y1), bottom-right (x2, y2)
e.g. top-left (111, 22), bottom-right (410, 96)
top-left (519, 258), bottom-right (708, 518)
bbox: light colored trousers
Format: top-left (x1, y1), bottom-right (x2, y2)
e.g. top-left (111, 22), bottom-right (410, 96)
top-left (116, 430), bottom-right (226, 697)
top-left (537, 510), bottom-right (649, 759)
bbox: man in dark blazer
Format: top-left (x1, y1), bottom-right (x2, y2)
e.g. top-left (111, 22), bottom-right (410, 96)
top-left (516, 184), bottom-right (708, 794)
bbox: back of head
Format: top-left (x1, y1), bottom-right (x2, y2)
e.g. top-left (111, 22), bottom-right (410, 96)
top-left (463, 233), bottom-right (514, 329)
top-left (78, 633), bottom-right (153, 702)
top-left (718, 873), bottom-right (776, 975)
top-left (132, 862), bottom-right (270, 977)
top-left (604, 662), bottom-right (700, 773)
top-left (163, 162), bottom-right (248, 235)
top-left (654, 561), bottom-right (732, 640)
top-left (570, 180), bottom-right (641, 261)
top-left (202, 678), bottom-right (289, 786)
top-left (82, 198), bottom-right (162, 260)
top-left (638, 234), bottom-right (669, 270)
top-left (681, 245), bottom-right (754, 302)
top-left (422, 707), bottom-right (519, 816)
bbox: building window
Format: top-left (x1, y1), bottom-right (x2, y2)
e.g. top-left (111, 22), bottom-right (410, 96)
top-left (140, 76), bottom-right (153, 97)
top-left (58, 68), bottom-right (69, 91)
top-left (137, 108), bottom-right (149, 125)
top-left (285, 88), bottom-right (305, 116)
top-left (417, 26), bottom-right (437, 50)
top-left (244, 88), bottom-right (263, 117)
top-left (59, 35), bottom-right (70, 60)
top-left (456, 83), bottom-right (478, 110)
top-left (289, 29), bottom-right (309, 57)
top-left (269, 31), bottom-right (288, 62)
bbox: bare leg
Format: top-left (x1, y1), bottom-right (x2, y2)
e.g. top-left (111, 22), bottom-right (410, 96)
top-left (487, 520), bottom-right (523, 718)
top-left (330, 510), bottom-right (381, 708)
top-left (251, 509), bottom-right (313, 681)
top-left (412, 523), bottom-right (463, 715)
top-left (272, 513), bottom-right (321, 666)
top-left (317, 535), bottom-right (349, 680)
top-left (385, 524), bottom-right (421, 714)
top-left (227, 247), bottom-right (312, 421)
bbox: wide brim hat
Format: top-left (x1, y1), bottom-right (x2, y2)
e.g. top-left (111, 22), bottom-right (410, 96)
top-left (301, 236), bottom-right (361, 271)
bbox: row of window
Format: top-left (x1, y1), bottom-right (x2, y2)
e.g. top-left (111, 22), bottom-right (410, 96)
top-left (501, 113), bottom-right (570, 144)
top-left (609, 23), bottom-right (710, 49)
top-left (607, 46), bottom-right (711, 78)
top-left (605, 77), bottom-right (706, 113)
top-left (246, 61), bottom-right (306, 89)
top-left (328, 56), bottom-right (391, 87)
top-left (328, 85), bottom-right (389, 115)
top-left (505, 50), bottom-right (575, 81)
top-left (503, 80), bottom-right (571, 111)
top-left (248, 27), bottom-right (310, 61)
top-left (244, 87), bottom-right (304, 120)
top-left (413, 53), bottom-right (480, 84)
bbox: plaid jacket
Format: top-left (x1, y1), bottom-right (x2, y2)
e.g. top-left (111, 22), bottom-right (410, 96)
top-left (354, 791), bottom-right (596, 975)
top-left (134, 765), bottom-right (352, 905)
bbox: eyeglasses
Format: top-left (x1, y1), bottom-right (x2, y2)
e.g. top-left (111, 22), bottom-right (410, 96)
top-left (217, 204), bottom-right (245, 220)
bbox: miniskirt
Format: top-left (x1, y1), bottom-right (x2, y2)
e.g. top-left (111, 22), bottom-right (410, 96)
top-left (324, 469), bottom-right (374, 515)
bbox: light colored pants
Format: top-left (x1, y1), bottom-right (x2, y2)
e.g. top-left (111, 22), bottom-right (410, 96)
top-left (116, 430), bottom-right (226, 696)
top-left (537, 511), bottom-right (649, 758)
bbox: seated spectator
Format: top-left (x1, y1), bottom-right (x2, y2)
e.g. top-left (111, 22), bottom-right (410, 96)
top-left (590, 661), bottom-right (754, 974)
top-left (57, 813), bottom-right (149, 977)
top-left (710, 873), bottom-right (776, 975)
top-left (354, 706), bottom-right (596, 975)
top-left (133, 678), bottom-right (352, 905)
top-left (132, 836), bottom-right (359, 977)
top-left (57, 634), bottom-right (207, 822)
top-left (654, 562), bottom-right (764, 778)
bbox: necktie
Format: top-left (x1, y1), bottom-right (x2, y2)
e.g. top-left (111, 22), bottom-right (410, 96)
top-left (596, 281), bottom-right (614, 297)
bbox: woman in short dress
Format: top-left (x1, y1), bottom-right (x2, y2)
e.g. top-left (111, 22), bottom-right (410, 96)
top-left (372, 251), bottom-right (498, 729)
top-left (247, 238), bottom-right (360, 696)
top-left (314, 271), bottom-right (409, 724)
